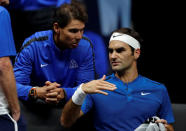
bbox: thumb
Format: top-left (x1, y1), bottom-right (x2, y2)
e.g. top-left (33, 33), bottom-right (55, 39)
top-left (53, 82), bottom-right (61, 87)
top-left (101, 75), bottom-right (106, 81)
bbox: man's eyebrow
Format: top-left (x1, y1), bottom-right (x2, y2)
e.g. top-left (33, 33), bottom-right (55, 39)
top-left (108, 47), bottom-right (125, 50)
top-left (116, 47), bottom-right (125, 50)
top-left (69, 27), bottom-right (85, 30)
top-left (68, 28), bottom-right (84, 32)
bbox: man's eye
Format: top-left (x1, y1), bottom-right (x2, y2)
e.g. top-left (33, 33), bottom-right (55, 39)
top-left (69, 29), bottom-right (79, 33)
top-left (116, 48), bottom-right (124, 53)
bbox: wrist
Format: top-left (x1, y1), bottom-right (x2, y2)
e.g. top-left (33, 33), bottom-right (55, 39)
top-left (72, 84), bottom-right (86, 105)
top-left (81, 83), bottom-right (87, 94)
top-left (29, 87), bottom-right (38, 100)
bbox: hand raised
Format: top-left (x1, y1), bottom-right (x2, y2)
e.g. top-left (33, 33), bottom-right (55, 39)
top-left (82, 75), bottom-right (116, 95)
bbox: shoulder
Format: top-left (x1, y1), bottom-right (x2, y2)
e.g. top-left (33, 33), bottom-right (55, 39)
top-left (16, 30), bottom-right (53, 60)
top-left (0, 6), bottom-right (8, 14)
top-left (0, 6), bottom-right (10, 24)
top-left (0, 6), bottom-right (10, 22)
top-left (21, 30), bottom-right (52, 50)
top-left (84, 31), bottom-right (105, 45)
top-left (142, 76), bottom-right (162, 85)
top-left (105, 74), bottom-right (116, 83)
top-left (72, 36), bottom-right (93, 56)
top-left (78, 36), bottom-right (93, 48)
top-left (141, 75), bottom-right (166, 90)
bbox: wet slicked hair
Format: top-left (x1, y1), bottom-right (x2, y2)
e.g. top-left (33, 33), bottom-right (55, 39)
top-left (53, 0), bottom-right (88, 28)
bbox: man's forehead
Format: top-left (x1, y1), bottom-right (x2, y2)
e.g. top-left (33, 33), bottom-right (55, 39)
top-left (65, 19), bottom-right (85, 28)
top-left (109, 40), bottom-right (129, 48)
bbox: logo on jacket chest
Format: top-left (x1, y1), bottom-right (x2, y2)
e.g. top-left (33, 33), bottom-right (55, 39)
top-left (69, 59), bottom-right (78, 69)
top-left (40, 64), bottom-right (48, 68)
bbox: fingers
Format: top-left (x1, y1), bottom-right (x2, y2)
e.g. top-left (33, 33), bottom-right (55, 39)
top-left (94, 85), bottom-right (116, 92)
top-left (94, 84), bottom-right (116, 95)
top-left (101, 75), bottom-right (106, 81)
top-left (91, 78), bottom-right (116, 87)
top-left (46, 88), bottom-right (65, 104)
top-left (164, 124), bottom-right (174, 131)
top-left (53, 82), bottom-right (61, 87)
top-left (45, 82), bottom-right (61, 91)
top-left (48, 88), bottom-right (62, 93)
top-left (46, 92), bottom-right (58, 98)
top-left (47, 88), bottom-right (65, 98)
top-left (45, 97), bottom-right (58, 104)
top-left (46, 88), bottom-right (64, 98)
top-left (95, 90), bottom-right (108, 95)
top-left (45, 91), bottom-right (60, 104)
top-left (82, 79), bottom-right (116, 94)
top-left (91, 79), bottom-right (116, 90)
top-left (45, 81), bottom-right (61, 87)
top-left (11, 111), bottom-right (20, 121)
top-left (98, 81), bottom-right (116, 89)
top-left (37, 82), bottom-right (61, 99)
top-left (156, 119), bottom-right (174, 131)
top-left (156, 119), bottom-right (167, 124)
top-left (45, 81), bottom-right (52, 86)
top-left (45, 93), bottom-right (64, 104)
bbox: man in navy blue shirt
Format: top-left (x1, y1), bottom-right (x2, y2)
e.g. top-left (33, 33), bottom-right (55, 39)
top-left (61, 28), bottom-right (175, 131)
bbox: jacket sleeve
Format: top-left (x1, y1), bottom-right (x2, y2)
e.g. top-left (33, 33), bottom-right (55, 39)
top-left (14, 46), bottom-right (33, 101)
top-left (158, 84), bottom-right (175, 124)
top-left (63, 40), bottom-right (95, 101)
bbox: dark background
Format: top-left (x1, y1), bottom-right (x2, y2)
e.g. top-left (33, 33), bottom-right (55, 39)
top-left (84, 0), bottom-right (185, 104)
top-left (132, 1), bottom-right (185, 104)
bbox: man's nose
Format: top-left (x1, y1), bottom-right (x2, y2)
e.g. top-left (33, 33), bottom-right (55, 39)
top-left (111, 51), bottom-right (117, 59)
top-left (76, 31), bottom-right (83, 39)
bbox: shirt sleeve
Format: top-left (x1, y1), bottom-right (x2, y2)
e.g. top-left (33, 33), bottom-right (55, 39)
top-left (63, 40), bottom-right (95, 101)
top-left (14, 46), bottom-right (33, 101)
top-left (0, 6), bottom-right (16, 57)
top-left (81, 94), bottom-right (94, 114)
top-left (158, 84), bottom-right (175, 124)
top-left (63, 86), bottom-right (78, 101)
top-left (76, 40), bottom-right (95, 83)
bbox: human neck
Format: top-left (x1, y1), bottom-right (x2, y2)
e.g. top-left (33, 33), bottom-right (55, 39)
top-left (115, 66), bottom-right (138, 83)
top-left (53, 33), bottom-right (65, 51)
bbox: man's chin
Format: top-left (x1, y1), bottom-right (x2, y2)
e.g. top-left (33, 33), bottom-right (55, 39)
top-left (112, 68), bottom-right (121, 72)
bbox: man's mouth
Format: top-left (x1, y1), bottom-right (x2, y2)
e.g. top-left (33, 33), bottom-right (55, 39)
top-left (111, 61), bottom-right (120, 66)
top-left (71, 43), bottom-right (78, 48)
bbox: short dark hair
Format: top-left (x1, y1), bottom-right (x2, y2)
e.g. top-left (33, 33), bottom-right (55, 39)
top-left (111, 28), bottom-right (143, 53)
top-left (53, 1), bottom-right (88, 28)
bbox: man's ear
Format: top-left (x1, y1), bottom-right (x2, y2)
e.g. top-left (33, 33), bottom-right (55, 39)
top-left (134, 48), bottom-right (141, 59)
top-left (53, 22), bottom-right (60, 34)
